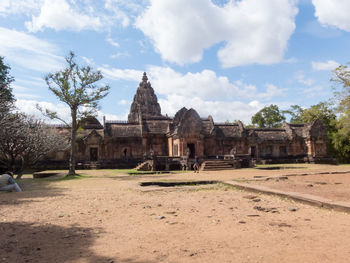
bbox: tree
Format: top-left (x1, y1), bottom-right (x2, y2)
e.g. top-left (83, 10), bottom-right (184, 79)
top-left (332, 64), bottom-right (350, 134)
top-left (0, 56), bottom-right (15, 115)
top-left (251, 104), bottom-right (286, 128)
top-left (331, 64), bottom-right (350, 162)
top-left (0, 113), bottom-right (68, 177)
top-left (0, 58), bottom-right (67, 175)
top-left (284, 104), bottom-right (304, 124)
top-left (41, 51), bottom-right (110, 175)
top-left (298, 102), bottom-right (338, 157)
top-left (300, 102), bottom-right (337, 133)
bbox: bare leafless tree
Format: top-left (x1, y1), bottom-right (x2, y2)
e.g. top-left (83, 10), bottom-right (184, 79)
top-left (0, 113), bottom-right (68, 178)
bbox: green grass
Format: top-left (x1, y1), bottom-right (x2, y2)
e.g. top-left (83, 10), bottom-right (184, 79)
top-left (55, 174), bottom-right (90, 181)
top-left (17, 171), bottom-right (90, 181)
top-left (103, 169), bottom-right (189, 175)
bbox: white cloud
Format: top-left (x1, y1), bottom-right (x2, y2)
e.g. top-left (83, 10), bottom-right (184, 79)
top-left (147, 66), bottom-right (286, 101)
top-left (295, 71), bottom-right (315, 86)
top-left (110, 52), bottom-right (130, 59)
top-left (312, 60), bottom-right (339, 71)
top-left (159, 95), bottom-right (263, 123)
top-left (118, 99), bottom-right (130, 105)
top-left (15, 99), bottom-right (125, 124)
top-left (106, 37), bottom-right (120, 48)
top-left (81, 56), bottom-right (95, 66)
top-left (16, 77), bottom-right (46, 88)
top-left (104, 0), bottom-right (130, 27)
top-left (101, 112), bottom-right (127, 122)
top-left (0, 27), bottom-right (64, 72)
top-left (15, 99), bottom-right (71, 123)
top-left (0, 0), bottom-right (42, 16)
top-left (1, 0), bottom-right (139, 31)
top-left (135, 0), bottom-right (298, 67)
top-left (99, 65), bottom-right (286, 122)
top-left (100, 66), bottom-right (286, 101)
top-left (299, 85), bottom-right (331, 99)
top-left (104, 0), bottom-right (145, 28)
top-left (312, 0), bottom-right (350, 32)
top-left (25, 0), bottom-right (103, 32)
top-left (99, 67), bottom-right (143, 81)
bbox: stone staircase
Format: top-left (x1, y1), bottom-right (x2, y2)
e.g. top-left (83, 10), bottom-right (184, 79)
top-left (200, 160), bottom-right (235, 171)
top-left (135, 160), bottom-right (153, 171)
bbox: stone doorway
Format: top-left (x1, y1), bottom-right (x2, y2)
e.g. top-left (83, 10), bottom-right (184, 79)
top-left (250, 146), bottom-right (256, 158)
top-left (187, 143), bottom-right (195, 158)
top-left (90, 147), bottom-right (98, 161)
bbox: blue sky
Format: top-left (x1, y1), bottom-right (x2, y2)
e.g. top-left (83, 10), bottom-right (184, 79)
top-left (1, 0), bottom-right (349, 124)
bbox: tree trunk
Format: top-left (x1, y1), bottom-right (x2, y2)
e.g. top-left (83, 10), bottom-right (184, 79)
top-left (16, 157), bottom-right (24, 179)
top-left (68, 108), bottom-right (77, 175)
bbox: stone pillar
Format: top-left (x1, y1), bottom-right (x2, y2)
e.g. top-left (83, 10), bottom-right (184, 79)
top-left (168, 137), bottom-right (173, 156)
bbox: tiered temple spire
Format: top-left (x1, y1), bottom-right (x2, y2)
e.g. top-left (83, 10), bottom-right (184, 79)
top-left (127, 72), bottom-right (162, 123)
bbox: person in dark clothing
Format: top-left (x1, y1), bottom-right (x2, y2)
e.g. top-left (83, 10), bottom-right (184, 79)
top-left (193, 156), bottom-right (200, 173)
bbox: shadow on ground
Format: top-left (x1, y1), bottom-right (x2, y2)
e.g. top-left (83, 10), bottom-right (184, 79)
top-left (109, 174), bottom-right (173, 181)
top-left (0, 221), bottom-right (155, 263)
top-left (0, 178), bottom-right (65, 207)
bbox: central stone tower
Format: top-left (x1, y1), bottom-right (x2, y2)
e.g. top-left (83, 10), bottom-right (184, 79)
top-left (128, 72), bottom-right (162, 123)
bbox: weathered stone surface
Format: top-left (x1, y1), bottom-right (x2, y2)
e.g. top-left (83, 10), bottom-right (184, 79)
top-left (128, 72), bottom-right (162, 123)
top-left (40, 72), bottom-right (331, 169)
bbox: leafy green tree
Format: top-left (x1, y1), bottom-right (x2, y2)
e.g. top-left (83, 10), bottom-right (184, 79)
top-left (297, 102), bottom-right (338, 158)
top-left (284, 104), bottom-right (304, 124)
top-left (41, 51), bottom-right (110, 175)
top-left (251, 104), bottom-right (286, 128)
top-left (331, 64), bottom-right (350, 162)
top-left (300, 102), bottom-right (337, 133)
top-left (0, 57), bottom-right (15, 114)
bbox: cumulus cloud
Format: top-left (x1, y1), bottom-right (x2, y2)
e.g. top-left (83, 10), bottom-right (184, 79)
top-left (0, 0), bottom-right (42, 16)
top-left (100, 66), bottom-right (286, 101)
top-left (159, 95), bottom-right (263, 123)
top-left (15, 99), bottom-right (124, 124)
top-left (99, 65), bottom-right (286, 122)
top-left (312, 60), bottom-right (339, 71)
top-left (104, 0), bottom-right (131, 27)
top-left (16, 99), bottom-right (71, 123)
top-left (312, 0), bottom-right (350, 32)
top-left (135, 0), bottom-right (298, 67)
top-left (147, 66), bottom-right (286, 101)
top-left (0, 27), bottom-right (64, 71)
top-left (25, 0), bottom-right (103, 32)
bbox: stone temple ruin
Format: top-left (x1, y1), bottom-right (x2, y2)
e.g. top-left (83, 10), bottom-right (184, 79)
top-left (43, 72), bottom-right (330, 170)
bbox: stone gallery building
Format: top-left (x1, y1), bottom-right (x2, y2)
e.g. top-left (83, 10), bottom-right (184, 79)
top-left (47, 73), bottom-right (329, 169)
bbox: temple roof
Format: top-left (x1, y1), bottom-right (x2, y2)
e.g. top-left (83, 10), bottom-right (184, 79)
top-left (143, 119), bottom-right (170, 134)
top-left (252, 129), bottom-right (289, 141)
top-left (105, 123), bottom-right (142, 137)
top-left (215, 124), bottom-right (242, 138)
top-left (127, 72), bottom-right (162, 123)
top-left (78, 116), bottom-right (103, 129)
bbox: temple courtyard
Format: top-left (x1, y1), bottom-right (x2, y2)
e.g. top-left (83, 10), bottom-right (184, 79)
top-left (2, 164), bottom-right (350, 263)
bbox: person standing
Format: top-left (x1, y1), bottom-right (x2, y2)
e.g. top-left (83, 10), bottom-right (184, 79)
top-left (0, 172), bottom-right (22, 192)
top-left (193, 156), bottom-right (200, 173)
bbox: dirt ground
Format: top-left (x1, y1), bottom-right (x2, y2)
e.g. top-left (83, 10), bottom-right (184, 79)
top-left (1, 164), bottom-right (350, 263)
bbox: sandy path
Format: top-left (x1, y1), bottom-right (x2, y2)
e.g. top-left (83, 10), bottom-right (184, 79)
top-left (1, 165), bottom-right (350, 263)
